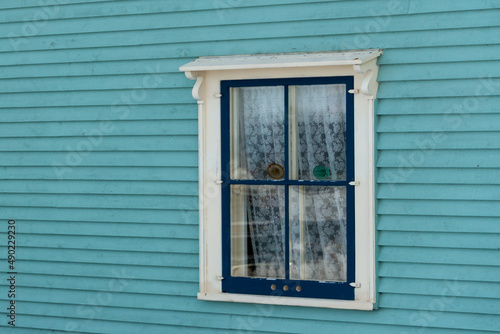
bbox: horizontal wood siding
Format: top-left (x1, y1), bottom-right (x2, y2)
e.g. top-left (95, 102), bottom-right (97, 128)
top-left (0, 0), bottom-right (499, 333)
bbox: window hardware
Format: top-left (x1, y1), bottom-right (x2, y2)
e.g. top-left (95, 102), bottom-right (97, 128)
top-left (216, 276), bottom-right (224, 281)
top-left (349, 282), bottom-right (361, 288)
top-left (348, 89), bottom-right (359, 94)
top-left (349, 181), bottom-right (360, 186)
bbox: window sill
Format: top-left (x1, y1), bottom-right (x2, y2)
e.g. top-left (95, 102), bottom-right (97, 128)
top-left (197, 292), bottom-right (374, 310)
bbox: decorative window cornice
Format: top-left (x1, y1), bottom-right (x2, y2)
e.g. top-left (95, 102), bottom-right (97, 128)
top-left (180, 49), bottom-right (383, 101)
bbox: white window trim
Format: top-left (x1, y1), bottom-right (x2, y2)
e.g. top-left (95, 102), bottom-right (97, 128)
top-left (180, 50), bottom-right (382, 310)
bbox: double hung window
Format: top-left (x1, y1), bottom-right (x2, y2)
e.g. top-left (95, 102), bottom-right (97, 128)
top-left (180, 50), bottom-right (381, 309)
top-left (221, 77), bottom-right (355, 300)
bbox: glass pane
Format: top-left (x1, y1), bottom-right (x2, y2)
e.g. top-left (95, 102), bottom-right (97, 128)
top-left (289, 84), bottom-right (347, 181)
top-left (289, 186), bottom-right (347, 282)
top-left (231, 185), bottom-right (285, 279)
top-left (230, 86), bottom-right (285, 180)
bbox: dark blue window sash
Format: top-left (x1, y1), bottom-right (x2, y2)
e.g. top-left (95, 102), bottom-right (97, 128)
top-left (221, 76), bottom-right (355, 300)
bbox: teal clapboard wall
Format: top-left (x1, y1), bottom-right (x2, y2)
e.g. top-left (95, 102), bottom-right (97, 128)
top-left (0, 0), bottom-right (499, 333)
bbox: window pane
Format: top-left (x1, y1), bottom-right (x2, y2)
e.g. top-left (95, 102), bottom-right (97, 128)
top-left (289, 84), bottom-right (346, 181)
top-left (230, 86), bottom-right (285, 180)
top-left (231, 185), bottom-right (285, 279)
top-left (290, 186), bottom-right (347, 282)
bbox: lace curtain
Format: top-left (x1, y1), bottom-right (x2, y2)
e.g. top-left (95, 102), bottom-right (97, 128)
top-left (234, 86), bottom-right (286, 278)
top-left (233, 85), bottom-right (347, 281)
top-left (290, 85), bottom-right (347, 281)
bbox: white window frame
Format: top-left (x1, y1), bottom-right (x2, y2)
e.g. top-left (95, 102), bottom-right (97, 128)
top-left (180, 50), bottom-right (382, 310)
